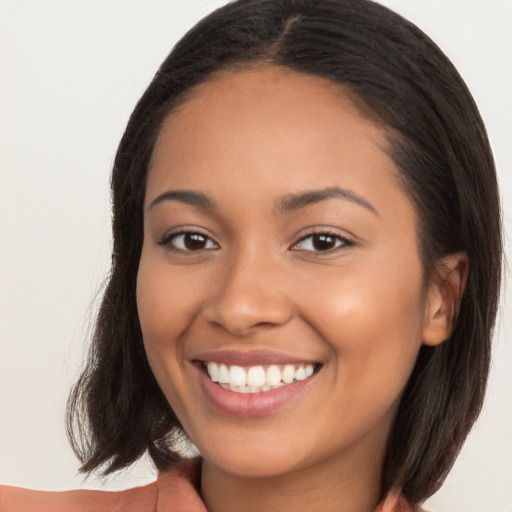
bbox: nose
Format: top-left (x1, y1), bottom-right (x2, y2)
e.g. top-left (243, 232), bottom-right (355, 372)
top-left (201, 251), bottom-right (293, 337)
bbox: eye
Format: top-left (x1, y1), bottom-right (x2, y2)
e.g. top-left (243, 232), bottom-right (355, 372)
top-left (292, 232), bottom-right (350, 253)
top-left (159, 231), bottom-right (219, 252)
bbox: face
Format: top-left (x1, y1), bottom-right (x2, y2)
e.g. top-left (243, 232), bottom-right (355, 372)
top-left (137, 67), bottom-right (435, 480)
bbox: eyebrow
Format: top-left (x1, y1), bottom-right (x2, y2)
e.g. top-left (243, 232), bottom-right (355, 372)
top-left (277, 186), bottom-right (378, 215)
top-left (148, 190), bottom-right (217, 210)
top-left (148, 186), bottom-right (378, 216)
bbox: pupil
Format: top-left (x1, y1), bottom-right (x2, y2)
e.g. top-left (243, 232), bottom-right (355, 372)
top-left (313, 234), bottom-right (335, 251)
top-left (185, 233), bottom-right (206, 250)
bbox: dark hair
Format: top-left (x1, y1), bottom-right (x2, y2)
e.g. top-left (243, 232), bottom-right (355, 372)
top-left (67, 0), bottom-right (502, 504)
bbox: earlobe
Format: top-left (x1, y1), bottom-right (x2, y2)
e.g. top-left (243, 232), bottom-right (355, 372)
top-left (422, 252), bottom-right (469, 347)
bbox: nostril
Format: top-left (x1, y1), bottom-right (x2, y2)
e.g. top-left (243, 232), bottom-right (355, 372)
top-left (254, 321), bottom-right (278, 329)
top-left (201, 295), bottom-right (294, 336)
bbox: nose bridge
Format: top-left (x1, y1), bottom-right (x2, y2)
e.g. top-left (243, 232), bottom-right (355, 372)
top-left (202, 242), bottom-right (292, 336)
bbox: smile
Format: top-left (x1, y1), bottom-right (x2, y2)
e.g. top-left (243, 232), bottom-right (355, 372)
top-left (205, 362), bottom-right (316, 393)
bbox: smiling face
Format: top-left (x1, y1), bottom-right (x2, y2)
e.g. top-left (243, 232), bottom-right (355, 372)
top-left (136, 66), bottom-right (436, 482)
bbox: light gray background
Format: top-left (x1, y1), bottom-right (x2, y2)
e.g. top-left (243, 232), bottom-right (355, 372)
top-left (0, 1), bottom-right (510, 511)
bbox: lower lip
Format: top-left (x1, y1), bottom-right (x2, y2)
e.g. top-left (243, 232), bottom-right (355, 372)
top-left (197, 366), bottom-right (317, 418)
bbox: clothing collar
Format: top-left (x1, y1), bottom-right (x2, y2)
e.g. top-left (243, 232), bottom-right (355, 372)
top-left (155, 458), bottom-right (417, 512)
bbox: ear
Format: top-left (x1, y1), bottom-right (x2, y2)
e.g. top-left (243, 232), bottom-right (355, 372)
top-left (422, 252), bottom-right (469, 347)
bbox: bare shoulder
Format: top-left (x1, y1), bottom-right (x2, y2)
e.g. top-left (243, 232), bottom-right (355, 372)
top-left (0, 481), bottom-right (157, 512)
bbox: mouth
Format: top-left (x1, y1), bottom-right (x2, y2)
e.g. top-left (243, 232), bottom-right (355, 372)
top-left (202, 361), bottom-right (319, 393)
top-left (192, 350), bottom-right (322, 417)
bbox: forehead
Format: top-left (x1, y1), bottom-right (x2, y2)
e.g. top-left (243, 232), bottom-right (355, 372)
top-left (147, 66), bottom-right (409, 220)
top-left (154, 66), bottom-right (388, 153)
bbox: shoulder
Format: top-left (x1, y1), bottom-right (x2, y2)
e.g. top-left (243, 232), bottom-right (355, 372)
top-left (0, 481), bottom-right (157, 512)
top-left (0, 458), bottom-right (205, 512)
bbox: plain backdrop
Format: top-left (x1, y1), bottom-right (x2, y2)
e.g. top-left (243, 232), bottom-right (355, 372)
top-left (0, 1), bottom-right (511, 511)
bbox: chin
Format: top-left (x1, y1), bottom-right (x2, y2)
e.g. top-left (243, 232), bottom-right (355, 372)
top-left (197, 432), bottom-right (310, 478)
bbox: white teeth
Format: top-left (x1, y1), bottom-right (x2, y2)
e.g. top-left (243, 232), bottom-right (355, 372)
top-left (247, 366), bottom-right (266, 387)
top-left (294, 366), bottom-right (307, 381)
top-left (218, 363), bottom-right (230, 384)
top-left (207, 362), bottom-right (219, 382)
top-left (266, 365), bottom-right (282, 386)
top-left (282, 364), bottom-right (295, 384)
top-left (205, 362), bottom-right (317, 393)
top-left (229, 365), bottom-right (247, 387)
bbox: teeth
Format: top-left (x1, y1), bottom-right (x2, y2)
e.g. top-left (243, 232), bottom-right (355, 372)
top-left (229, 365), bottom-right (246, 387)
top-left (266, 365), bottom-right (281, 386)
top-left (218, 363), bottom-right (229, 384)
top-left (205, 362), bottom-right (316, 393)
top-left (282, 364), bottom-right (295, 384)
top-left (294, 366), bottom-right (307, 381)
top-left (247, 366), bottom-right (266, 387)
top-left (207, 362), bottom-right (219, 382)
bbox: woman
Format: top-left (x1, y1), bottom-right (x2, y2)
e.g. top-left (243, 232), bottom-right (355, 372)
top-left (0, 0), bottom-right (503, 511)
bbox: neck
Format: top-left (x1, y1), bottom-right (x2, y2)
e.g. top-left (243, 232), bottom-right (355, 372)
top-left (200, 444), bottom-right (385, 512)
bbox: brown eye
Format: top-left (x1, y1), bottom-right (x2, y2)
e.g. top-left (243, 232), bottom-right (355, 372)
top-left (311, 234), bottom-right (337, 251)
top-left (165, 232), bottom-right (219, 251)
top-left (293, 233), bottom-right (348, 252)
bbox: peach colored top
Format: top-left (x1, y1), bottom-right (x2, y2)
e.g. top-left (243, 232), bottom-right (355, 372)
top-left (0, 459), bottom-right (419, 512)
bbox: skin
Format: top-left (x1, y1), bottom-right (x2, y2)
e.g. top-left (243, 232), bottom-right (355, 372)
top-left (137, 66), bottom-right (461, 512)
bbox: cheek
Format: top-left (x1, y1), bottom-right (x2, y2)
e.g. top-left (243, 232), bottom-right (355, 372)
top-left (136, 256), bottom-right (204, 420)
top-left (136, 257), bottom-right (194, 391)
top-left (298, 261), bottom-right (426, 442)
top-left (296, 252), bottom-right (426, 387)
top-left (136, 257), bottom-right (203, 346)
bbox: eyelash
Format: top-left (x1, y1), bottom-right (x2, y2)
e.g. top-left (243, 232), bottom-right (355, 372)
top-left (157, 231), bottom-right (219, 252)
top-left (157, 229), bottom-right (352, 254)
top-left (291, 231), bottom-right (352, 254)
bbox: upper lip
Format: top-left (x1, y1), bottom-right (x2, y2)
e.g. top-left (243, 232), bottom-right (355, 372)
top-left (191, 349), bottom-right (320, 366)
